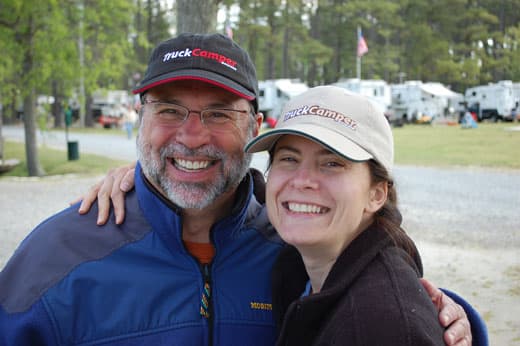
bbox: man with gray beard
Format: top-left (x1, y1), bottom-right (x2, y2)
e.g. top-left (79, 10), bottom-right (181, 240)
top-left (0, 33), bottom-right (473, 345)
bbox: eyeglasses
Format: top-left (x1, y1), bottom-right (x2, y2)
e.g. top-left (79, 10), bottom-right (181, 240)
top-left (142, 100), bottom-right (250, 131)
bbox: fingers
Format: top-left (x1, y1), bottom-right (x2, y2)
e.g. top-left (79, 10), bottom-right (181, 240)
top-left (77, 179), bottom-right (104, 215)
top-left (111, 167), bottom-right (135, 224)
top-left (119, 168), bottom-right (136, 192)
top-left (101, 164), bottom-right (136, 224)
top-left (420, 278), bottom-right (443, 310)
top-left (76, 163), bottom-right (136, 225)
top-left (420, 279), bottom-right (472, 346)
top-left (443, 320), bottom-right (472, 346)
top-left (96, 172), bottom-right (116, 225)
top-left (111, 169), bottom-right (134, 224)
top-left (440, 299), bottom-right (472, 346)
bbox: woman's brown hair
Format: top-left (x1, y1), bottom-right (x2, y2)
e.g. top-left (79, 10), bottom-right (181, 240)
top-left (368, 160), bottom-right (420, 263)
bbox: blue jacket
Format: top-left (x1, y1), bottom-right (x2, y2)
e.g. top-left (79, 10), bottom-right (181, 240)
top-left (0, 163), bottom-right (283, 345)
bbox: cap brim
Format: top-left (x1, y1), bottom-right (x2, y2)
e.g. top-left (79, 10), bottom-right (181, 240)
top-left (132, 69), bottom-right (256, 101)
top-left (245, 123), bottom-right (373, 163)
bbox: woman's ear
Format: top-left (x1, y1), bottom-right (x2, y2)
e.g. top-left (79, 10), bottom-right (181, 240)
top-left (366, 181), bottom-right (388, 213)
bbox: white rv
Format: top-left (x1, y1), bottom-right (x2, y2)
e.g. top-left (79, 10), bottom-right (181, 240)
top-left (258, 79), bottom-right (309, 123)
top-left (332, 78), bottom-right (392, 116)
top-left (511, 83), bottom-right (520, 121)
top-left (391, 81), bottom-right (463, 123)
top-left (91, 90), bottom-right (132, 128)
top-left (464, 80), bottom-right (517, 121)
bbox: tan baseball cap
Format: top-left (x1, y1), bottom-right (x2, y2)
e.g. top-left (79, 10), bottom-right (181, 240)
top-left (245, 85), bottom-right (394, 173)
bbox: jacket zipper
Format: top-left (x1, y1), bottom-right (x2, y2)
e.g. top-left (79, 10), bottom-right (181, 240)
top-left (200, 263), bottom-right (214, 345)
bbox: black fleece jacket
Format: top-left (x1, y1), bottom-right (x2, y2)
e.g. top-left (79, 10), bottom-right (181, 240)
top-left (272, 225), bottom-right (445, 346)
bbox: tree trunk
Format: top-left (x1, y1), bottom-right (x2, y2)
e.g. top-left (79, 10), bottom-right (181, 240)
top-left (265, 0), bottom-right (277, 79)
top-left (176, 0), bottom-right (219, 33)
top-left (85, 94), bottom-right (94, 127)
top-left (23, 90), bottom-right (45, 177)
top-left (52, 80), bottom-right (65, 128)
top-left (0, 103), bottom-right (3, 162)
top-left (281, 1), bottom-right (289, 78)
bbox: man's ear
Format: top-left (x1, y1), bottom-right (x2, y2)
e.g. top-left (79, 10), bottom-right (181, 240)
top-left (366, 181), bottom-right (388, 213)
top-left (254, 112), bottom-right (264, 137)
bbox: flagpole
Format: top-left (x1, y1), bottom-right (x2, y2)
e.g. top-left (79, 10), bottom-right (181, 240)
top-left (356, 26), bottom-right (361, 79)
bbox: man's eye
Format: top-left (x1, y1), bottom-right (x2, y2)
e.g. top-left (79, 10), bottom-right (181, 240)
top-left (162, 107), bottom-right (181, 114)
top-left (207, 111), bottom-right (230, 119)
top-left (205, 110), bottom-right (234, 123)
top-left (156, 106), bottom-right (184, 118)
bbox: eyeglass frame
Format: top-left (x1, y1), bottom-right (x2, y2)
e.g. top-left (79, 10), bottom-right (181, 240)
top-left (140, 96), bottom-right (256, 130)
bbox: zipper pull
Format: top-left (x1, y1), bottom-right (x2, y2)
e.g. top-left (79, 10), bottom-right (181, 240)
top-left (200, 263), bottom-right (211, 318)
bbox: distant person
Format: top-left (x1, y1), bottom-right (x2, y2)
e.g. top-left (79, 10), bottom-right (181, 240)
top-left (122, 103), bottom-right (138, 139)
top-left (461, 109), bottom-right (478, 129)
top-left (0, 33), bottom-right (472, 345)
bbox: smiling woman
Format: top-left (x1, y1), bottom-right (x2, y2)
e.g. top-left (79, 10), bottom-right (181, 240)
top-left (245, 85), bottom-right (447, 346)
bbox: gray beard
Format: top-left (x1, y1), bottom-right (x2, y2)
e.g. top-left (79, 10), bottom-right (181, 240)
top-left (137, 133), bottom-right (253, 210)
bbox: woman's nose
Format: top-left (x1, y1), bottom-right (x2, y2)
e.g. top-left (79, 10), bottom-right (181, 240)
top-left (289, 166), bottom-right (319, 190)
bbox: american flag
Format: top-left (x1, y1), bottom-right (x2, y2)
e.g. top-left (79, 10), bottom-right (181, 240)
top-left (357, 30), bottom-right (368, 57)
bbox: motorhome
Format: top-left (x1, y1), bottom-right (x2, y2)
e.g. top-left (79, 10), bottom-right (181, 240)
top-left (464, 80), bottom-right (517, 121)
top-left (91, 90), bottom-right (132, 128)
top-left (332, 78), bottom-right (392, 116)
top-left (391, 81), bottom-right (463, 123)
top-left (511, 82), bottom-right (520, 121)
top-left (258, 79), bottom-right (308, 126)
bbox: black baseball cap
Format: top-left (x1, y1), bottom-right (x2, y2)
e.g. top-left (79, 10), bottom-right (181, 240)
top-left (133, 33), bottom-right (259, 111)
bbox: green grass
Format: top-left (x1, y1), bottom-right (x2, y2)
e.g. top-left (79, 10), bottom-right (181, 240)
top-left (393, 123), bottom-right (520, 169)
top-left (1, 141), bottom-right (131, 177)
top-left (2, 122), bottom-right (519, 177)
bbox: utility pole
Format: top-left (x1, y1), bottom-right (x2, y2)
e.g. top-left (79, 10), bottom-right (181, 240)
top-left (78, 0), bottom-right (86, 127)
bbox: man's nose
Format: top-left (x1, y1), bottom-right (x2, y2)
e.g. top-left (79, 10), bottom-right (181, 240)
top-left (174, 111), bottom-right (210, 148)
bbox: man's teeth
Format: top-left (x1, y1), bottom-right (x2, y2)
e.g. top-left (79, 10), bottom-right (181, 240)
top-left (175, 159), bottom-right (211, 170)
top-left (287, 202), bottom-right (325, 214)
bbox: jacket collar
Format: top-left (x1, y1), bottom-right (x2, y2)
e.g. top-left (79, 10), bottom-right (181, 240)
top-left (135, 162), bottom-right (260, 253)
top-left (272, 224), bottom-right (422, 317)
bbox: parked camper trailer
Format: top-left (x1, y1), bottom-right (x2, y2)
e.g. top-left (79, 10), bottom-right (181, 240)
top-left (332, 78), bottom-right (392, 116)
top-left (511, 83), bottom-right (520, 121)
top-left (91, 90), bottom-right (132, 128)
top-left (258, 79), bottom-right (308, 126)
top-left (391, 81), bottom-right (463, 123)
top-left (464, 80), bottom-right (517, 121)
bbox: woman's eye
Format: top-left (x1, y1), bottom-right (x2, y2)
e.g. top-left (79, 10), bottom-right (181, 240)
top-left (280, 156), bottom-right (297, 162)
top-left (324, 160), bottom-right (345, 168)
